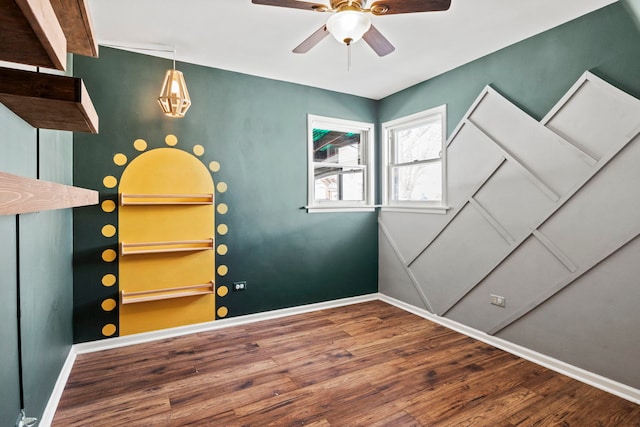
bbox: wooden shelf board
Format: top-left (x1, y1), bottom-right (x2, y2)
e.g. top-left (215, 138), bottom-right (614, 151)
top-left (120, 239), bottom-right (215, 256)
top-left (120, 193), bottom-right (215, 206)
top-left (50, 0), bottom-right (98, 57)
top-left (0, 67), bottom-right (99, 133)
top-left (121, 282), bottom-right (215, 305)
top-left (0, 171), bottom-right (98, 215)
top-left (0, 0), bottom-right (67, 70)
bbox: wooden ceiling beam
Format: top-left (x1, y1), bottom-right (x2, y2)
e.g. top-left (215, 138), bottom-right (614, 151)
top-left (0, 171), bottom-right (98, 215)
top-left (0, 67), bottom-right (99, 133)
top-left (50, 0), bottom-right (99, 57)
top-left (0, 0), bottom-right (67, 70)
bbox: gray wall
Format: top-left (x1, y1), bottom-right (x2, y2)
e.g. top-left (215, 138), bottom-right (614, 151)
top-left (378, 3), bottom-right (640, 389)
top-left (0, 67), bottom-right (75, 424)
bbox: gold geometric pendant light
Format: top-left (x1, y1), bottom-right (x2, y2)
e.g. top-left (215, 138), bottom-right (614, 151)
top-left (157, 50), bottom-right (191, 118)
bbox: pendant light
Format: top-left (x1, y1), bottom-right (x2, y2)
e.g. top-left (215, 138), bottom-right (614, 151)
top-left (157, 49), bottom-right (191, 118)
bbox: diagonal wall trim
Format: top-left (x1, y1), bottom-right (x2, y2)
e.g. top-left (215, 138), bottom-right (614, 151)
top-left (441, 131), bottom-right (640, 319)
top-left (469, 197), bottom-right (515, 245)
top-left (406, 156), bottom-right (506, 267)
top-left (378, 218), bottom-right (434, 312)
top-left (532, 229), bottom-right (578, 272)
top-left (465, 118), bottom-right (560, 202)
top-left (446, 88), bottom-right (491, 148)
top-left (379, 294), bottom-right (640, 405)
top-left (488, 231), bottom-right (640, 335)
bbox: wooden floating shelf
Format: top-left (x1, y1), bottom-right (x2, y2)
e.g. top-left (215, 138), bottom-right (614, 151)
top-left (50, 0), bottom-right (99, 58)
top-left (0, 0), bottom-right (67, 70)
top-left (121, 282), bottom-right (215, 305)
top-left (120, 193), bottom-right (214, 206)
top-left (120, 239), bottom-right (214, 256)
top-left (0, 171), bottom-right (98, 215)
top-left (0, 67), bottom-right (99, 133)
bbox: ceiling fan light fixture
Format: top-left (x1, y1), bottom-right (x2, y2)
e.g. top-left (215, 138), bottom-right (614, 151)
top-left (326, 10), bottom-right (371, 45)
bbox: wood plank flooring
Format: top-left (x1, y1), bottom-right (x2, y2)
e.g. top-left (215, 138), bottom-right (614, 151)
top-left (53, 301), bottom-right (640, 426)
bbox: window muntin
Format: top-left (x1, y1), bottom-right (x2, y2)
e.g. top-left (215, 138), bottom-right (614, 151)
top-left (383, 106), bottom-right (446, 208)
top-left (308, 115), bottom-right (374, 210)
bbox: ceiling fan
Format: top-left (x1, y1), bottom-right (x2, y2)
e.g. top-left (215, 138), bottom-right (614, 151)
top-left (251, 0), bottom-right (452, 57)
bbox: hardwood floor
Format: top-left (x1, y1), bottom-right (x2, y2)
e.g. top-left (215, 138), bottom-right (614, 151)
top-left (53, 301), bottom-right (640, 426)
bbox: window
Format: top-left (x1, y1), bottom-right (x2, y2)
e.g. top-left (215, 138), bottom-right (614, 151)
top-left (307, 115), bottom-right (374, 212)
top-left (382, 105), bottom-right (447, 212)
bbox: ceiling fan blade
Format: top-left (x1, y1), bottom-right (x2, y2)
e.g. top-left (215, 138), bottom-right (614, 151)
top-left (362, 25), bottom-right (395, 57)
top-left (293, 25), bottom-right (330, 53)
top-left (252, 0), bottom-right (325, 12)
top-left (369, 0), bottom-right (451, 15)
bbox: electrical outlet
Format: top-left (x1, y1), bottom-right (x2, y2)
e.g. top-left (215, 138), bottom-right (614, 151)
top-left (490, 294), bottom-right (506, 307)
top-left (233, 281), bottom-right (247, 292)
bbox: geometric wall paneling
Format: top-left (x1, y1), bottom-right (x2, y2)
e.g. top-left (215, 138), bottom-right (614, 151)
top-left (379, 70), bottom-right (640, 359)
top-left (444, 120), bottom-right (505, 209)
top-left (543, 72), bottom-right (640, 162)
top-left (496, 235), bottom-right (640, 388)
top-left (378, 210), bottom-right (451, 266)
top-left (377, 223), bottom-right (431, 312)
top-left (446, 235), bottom-right (572, 332)
top-left (409, 203), bottom-right (512, 315)
top-left (466, 87), bottom-right (593, 199)
top-left (538, 134), bottom-right (640, 268)
top-left (472, 161), bottom-right (555, 239)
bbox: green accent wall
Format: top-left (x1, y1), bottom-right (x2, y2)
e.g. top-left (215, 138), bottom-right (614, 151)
top-left (0, 76), bottom-right (74, 424)
top-left (379, 3), bottom-right (640, 134)
top-left (73, 47), bottom-right (379, 342)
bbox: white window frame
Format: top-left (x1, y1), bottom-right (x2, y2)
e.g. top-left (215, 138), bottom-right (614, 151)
top-left (381, 105), bottom-right (448, 214)
top-left (307, 114), bottom-right (375, 213)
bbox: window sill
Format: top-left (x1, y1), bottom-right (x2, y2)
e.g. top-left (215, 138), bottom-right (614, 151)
top-left (381, 206), bottom-right (450, 215)
top-left (305, 205), bottom-right (377, 213)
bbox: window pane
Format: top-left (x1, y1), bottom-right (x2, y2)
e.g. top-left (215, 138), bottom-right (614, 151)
top-left (314, 167), bottom-right (364, 201)
top-left (391, 162), bottom-right (441, 202)
top-left (394, 118), bottom-right (441, 164)
top-left (313, 129), bottom-right (361, 165)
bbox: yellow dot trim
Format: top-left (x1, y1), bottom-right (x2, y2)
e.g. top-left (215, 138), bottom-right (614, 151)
top-left (113, 153), bottom-right (128, 166)
top-left (101, 249), bottom-right (117, 262)
top-left (101, 298), bottom-right (117, 312)
top-left (209, 161), bottom-right (220, 172)
top-left (101, 274), bottom-right (117, 287)
top-left (165, 134), bottom-right (178, 146)
top-left (217, 203), bottom-right (228, 215)
top-left (101, 224), bottom-right (116, 238)
top-left (216, 244), bottom-right (228, 256)
top-left (217, 224), bottom-right (228, 235)
top-left (133, 139), bottom-right (147, 151)
top-left (193, 145), bottom-right (205, 156)
top-left (217, 306), bottom-right (229, 318)
top-left (217, 265), bottom-right (228, 276)
top-left (102, 324), bottom-right (116, 337)
top-left (217, 285), bottom-right (229, 297)
top-left (103, 176), bottom-right (118, 189)
top-left (217, 182), bottom-right (228, 193)
top-left (101, 200), bottom-right (116, 213)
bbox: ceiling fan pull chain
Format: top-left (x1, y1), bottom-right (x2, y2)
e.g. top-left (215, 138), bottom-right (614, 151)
top-left (347, 44), bottom-right (351, 71)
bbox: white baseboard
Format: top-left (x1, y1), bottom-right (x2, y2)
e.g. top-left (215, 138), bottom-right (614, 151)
top-left (378, 293), bottom-right (640, 405)
top-left (39, 346), bottom-right (77, 427)
top-left (45, 291), bottom-right (639, 425)
top-left (74, 294), bottom-right (379, 354)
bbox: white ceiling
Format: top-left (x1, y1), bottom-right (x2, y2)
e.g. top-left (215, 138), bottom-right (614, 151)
top-left (88, 0), bottom-right (617, 100)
